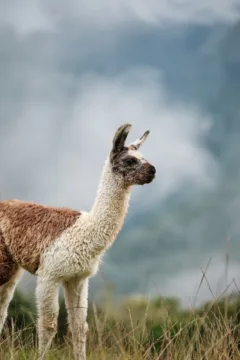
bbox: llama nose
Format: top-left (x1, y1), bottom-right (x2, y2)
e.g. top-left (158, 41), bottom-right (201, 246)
top-left (150, 166), bottom-right (156, 175)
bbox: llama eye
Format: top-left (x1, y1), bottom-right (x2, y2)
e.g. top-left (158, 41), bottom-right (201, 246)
top-left (125, 158), bottom-right (138, 166)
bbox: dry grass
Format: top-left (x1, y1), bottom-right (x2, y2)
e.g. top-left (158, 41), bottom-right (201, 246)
top-left (1, 296), bottom-right (240, 360)
top-left (1, 251), bottom-right (240, 359)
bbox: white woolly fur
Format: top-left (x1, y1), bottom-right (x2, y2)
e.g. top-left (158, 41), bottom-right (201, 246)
top-left (36, 155), bottom-right (132, 360)
top-left (38, 155), bottom-right (131, 279)
top-left (0, 123), bottom-right (154, 360)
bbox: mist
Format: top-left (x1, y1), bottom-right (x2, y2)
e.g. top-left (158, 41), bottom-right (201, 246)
top-left (1, 0), bottom-right (240, 306)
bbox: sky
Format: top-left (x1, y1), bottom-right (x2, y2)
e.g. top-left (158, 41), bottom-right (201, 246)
top-left (1, 0), bottom-right (240, 306)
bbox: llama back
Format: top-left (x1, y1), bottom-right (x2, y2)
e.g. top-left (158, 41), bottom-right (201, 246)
top-left (0, 200), bottom-right (81, 274)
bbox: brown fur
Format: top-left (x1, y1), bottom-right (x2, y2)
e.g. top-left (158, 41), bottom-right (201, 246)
top-left (0, 230), bottom-right (18, 285)
top-left (0, 200), bottom-right (81, 274)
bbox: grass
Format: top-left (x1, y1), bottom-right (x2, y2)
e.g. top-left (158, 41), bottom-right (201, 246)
top-left (1, 293), bottom-right (240, 360)
top-left (2, 252), bottom-right (240, 359)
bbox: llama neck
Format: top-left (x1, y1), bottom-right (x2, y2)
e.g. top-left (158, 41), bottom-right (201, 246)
top-left (89, 156), bottom-right (131, 251)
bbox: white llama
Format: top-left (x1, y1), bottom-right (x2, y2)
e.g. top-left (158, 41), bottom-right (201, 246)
top-left (0, 123), bottom-right (156, 359)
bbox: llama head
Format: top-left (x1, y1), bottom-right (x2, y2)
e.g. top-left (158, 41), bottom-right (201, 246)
top-left (110, 123), bottom-right (156, 186)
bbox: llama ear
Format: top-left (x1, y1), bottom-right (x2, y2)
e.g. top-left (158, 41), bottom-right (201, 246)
top-left (130, 130), bottom-right (150, 149)
top-left (112, 123), bottom-right (132, 153)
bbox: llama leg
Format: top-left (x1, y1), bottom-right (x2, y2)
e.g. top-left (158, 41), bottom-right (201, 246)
top-left (36, 276), bottom-right (59, 359)
top-left (63, 277), bottom-right (88, 360)
top-left (0, 267), bottom-right (24, 335)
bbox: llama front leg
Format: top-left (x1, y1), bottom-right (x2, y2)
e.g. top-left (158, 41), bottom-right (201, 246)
top-left (63, 277), bottom-right (88, 360)
top-left (36, 276), bottom-right (59, 359)
top-left (0, 268), bottom-right (23, 335)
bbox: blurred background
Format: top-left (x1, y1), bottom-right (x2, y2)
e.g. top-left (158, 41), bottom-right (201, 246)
top-left (1, 0), bottom-right (240, 308)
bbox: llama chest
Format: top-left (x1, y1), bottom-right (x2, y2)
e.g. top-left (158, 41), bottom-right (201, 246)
top-left (38, 210), bottom-right (123, 279)
top-left (38, 216), bottom-right (103, 279)
top-left (39, 241), bottom-right (102, 279)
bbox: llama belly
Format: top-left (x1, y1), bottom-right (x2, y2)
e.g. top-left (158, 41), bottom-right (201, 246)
top-left (88, 258), bottom-right (101, 277)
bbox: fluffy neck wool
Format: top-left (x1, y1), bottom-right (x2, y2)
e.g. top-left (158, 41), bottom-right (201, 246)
top-left (89, 155), bottom-right (131, 251)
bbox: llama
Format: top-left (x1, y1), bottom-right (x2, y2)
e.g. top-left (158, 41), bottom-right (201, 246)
top-left (0, 123), bottom-right (156, 359)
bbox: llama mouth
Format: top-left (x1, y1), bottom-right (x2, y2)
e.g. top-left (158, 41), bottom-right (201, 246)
top-left (144, 174), bottom-right (156, 184)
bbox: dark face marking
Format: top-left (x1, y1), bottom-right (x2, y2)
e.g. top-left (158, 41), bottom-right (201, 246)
top-left (110, 123), bottom-right (155, 186)
top-left (110, 147), bottom-right (156, 186)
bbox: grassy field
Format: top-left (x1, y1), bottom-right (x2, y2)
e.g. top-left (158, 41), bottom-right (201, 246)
top-left (1, 290), bottom-right (240, 360)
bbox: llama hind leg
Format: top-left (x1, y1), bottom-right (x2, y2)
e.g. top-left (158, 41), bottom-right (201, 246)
top-left (0, 267), bottom-right (24, 335)
top-left (36, 276), bottom-right (60, 359)
top-left (63, 277), bottom-right (89, 360)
